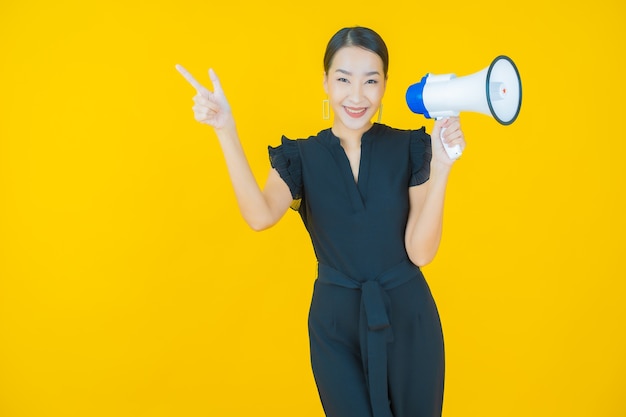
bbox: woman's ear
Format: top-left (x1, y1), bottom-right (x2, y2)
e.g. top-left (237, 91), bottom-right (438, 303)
top-left (323, 72), bottom-right (329, 95)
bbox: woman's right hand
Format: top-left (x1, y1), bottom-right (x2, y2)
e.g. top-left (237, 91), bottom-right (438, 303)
top-left (175, 65), bottom-right (234, 131)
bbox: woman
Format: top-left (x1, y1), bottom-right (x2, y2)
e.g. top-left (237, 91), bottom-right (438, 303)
top-left (176, 26), bottom-right (465, 417)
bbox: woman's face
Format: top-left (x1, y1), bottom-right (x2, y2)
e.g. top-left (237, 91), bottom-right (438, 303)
top-left (324, 46), bottom-right (386, 134)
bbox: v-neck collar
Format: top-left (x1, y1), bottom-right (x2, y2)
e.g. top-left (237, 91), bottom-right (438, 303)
top-left (323, 124), bottom-right (380, 212)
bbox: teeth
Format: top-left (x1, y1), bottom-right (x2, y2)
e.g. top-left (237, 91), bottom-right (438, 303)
top-left (346, 107), bottom-right (365, 114)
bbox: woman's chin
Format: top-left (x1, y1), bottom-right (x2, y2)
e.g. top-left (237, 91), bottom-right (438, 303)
top-left (335, 111), bottom-right (374, 131)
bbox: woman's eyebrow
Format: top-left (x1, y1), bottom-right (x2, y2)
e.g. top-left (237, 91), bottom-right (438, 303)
top-left (335, 69), bottom-right (381, 76)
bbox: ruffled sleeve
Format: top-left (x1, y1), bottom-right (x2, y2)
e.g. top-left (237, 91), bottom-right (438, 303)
top-left (409, 127), bottom-right (432, 187)
top-left (268, 136), bottom-right (303, 210)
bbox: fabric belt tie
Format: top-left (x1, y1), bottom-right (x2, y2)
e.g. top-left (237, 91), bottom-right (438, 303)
top-left (316, 260), bottom-right (422, 417)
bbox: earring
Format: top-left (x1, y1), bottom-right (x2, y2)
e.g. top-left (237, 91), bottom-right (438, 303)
top-left (377, 103), bottom-right (383, 123)
top-left (322, 99), bottom-right (330, 120)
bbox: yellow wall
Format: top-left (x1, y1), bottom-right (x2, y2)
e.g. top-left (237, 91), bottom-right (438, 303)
top-left (1, 1), bottom-right (624, 416)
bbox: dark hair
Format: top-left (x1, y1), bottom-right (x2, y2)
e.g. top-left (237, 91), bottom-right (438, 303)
top-left (323, 27), bottom-right (389, 78)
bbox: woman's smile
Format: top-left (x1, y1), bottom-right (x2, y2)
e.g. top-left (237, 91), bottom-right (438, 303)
top-left (344, 106), bottom-right (368, 118)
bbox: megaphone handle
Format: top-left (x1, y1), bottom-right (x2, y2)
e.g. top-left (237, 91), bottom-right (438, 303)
top-left (437, 118), bottom-right (462, 160)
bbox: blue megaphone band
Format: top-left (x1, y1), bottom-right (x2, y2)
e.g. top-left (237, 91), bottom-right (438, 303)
top-left (405, 74), bottom-right (431, 118)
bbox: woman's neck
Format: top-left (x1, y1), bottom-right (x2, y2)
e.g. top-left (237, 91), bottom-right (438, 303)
top-left (331, 121), bottom-right (373, 148)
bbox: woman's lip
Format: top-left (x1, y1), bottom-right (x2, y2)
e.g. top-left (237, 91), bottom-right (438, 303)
top-left (344, 106), bottom-right (368, 118)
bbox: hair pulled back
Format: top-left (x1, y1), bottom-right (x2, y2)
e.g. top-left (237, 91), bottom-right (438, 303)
top-left (323, 27), bottom-right (389, 79)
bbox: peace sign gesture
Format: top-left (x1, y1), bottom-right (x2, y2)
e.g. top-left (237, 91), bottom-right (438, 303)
top-left (175, 65), bottom-right (234, 131)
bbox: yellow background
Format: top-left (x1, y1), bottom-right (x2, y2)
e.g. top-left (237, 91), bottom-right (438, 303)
top-left (1, 0), bottom-right (625, 416)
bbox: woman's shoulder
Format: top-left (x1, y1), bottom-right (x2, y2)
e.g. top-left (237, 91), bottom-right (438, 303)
top-left (368, 124), bottom-right (429, 153)
top-left (279, 128), bottom-right (331, 144)
top-left (278, 129), bottom-right (335, 154)
top-left (374, 123), bottom-right (427, 139)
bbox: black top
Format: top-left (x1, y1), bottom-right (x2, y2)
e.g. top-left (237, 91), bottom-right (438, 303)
top-left (268, 123), bottom-right (432, 282)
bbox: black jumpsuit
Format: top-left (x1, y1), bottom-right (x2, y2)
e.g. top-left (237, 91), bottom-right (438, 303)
top-left (268, 123), bottom-right (445, 417)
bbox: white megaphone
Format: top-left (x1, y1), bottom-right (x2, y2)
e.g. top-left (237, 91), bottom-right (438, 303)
top-left (406, 55), bottom-right (522, 159)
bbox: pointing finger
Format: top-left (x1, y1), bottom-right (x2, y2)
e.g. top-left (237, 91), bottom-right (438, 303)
top-left (175, 64), bottom-right (209, 95)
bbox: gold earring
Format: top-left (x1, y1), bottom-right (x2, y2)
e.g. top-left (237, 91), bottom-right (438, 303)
top-left (377, 103), bottom-right (383, 123)
top-left (322, 99), bottom-right (330, 120)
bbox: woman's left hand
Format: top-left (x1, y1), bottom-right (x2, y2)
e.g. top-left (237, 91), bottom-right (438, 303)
top-left (430, 117), bottom-right (466, 168)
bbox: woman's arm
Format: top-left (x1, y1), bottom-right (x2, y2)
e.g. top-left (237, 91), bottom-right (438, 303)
top-left (176, 65), bottom-right (293, 231)
top-left (216, 127), bottom-right (293, 231)
top-left (405, 117), bottom-right (465, 266)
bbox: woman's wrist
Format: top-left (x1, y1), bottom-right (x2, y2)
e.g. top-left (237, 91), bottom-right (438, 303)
top-left (215, 122), bottom-right (239, 145)
top-left (429, 160), bottom-right (452, 182)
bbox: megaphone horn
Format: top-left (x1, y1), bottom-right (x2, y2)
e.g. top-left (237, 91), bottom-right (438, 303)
top-left (406, 55), bottom-right (522, 159)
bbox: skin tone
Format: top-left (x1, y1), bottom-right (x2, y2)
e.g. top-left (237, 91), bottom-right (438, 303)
top-left (175, 46), bottom-right (465, 266)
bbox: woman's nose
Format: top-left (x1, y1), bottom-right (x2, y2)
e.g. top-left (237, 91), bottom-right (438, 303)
top-left (349, 84), bottom-right (363, 102)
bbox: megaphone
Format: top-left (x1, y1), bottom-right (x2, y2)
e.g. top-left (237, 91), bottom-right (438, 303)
top-left (406, 55), bottom-right (522, 159)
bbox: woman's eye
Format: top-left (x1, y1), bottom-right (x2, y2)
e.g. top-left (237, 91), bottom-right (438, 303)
top-left (366, 79), bottom-right (378, 84)
top-left (337, 77), bottom-right (349, 83)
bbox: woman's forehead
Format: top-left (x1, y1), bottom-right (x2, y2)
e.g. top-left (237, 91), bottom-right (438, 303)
top-left (329, 46), bottom-right (384, 73)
